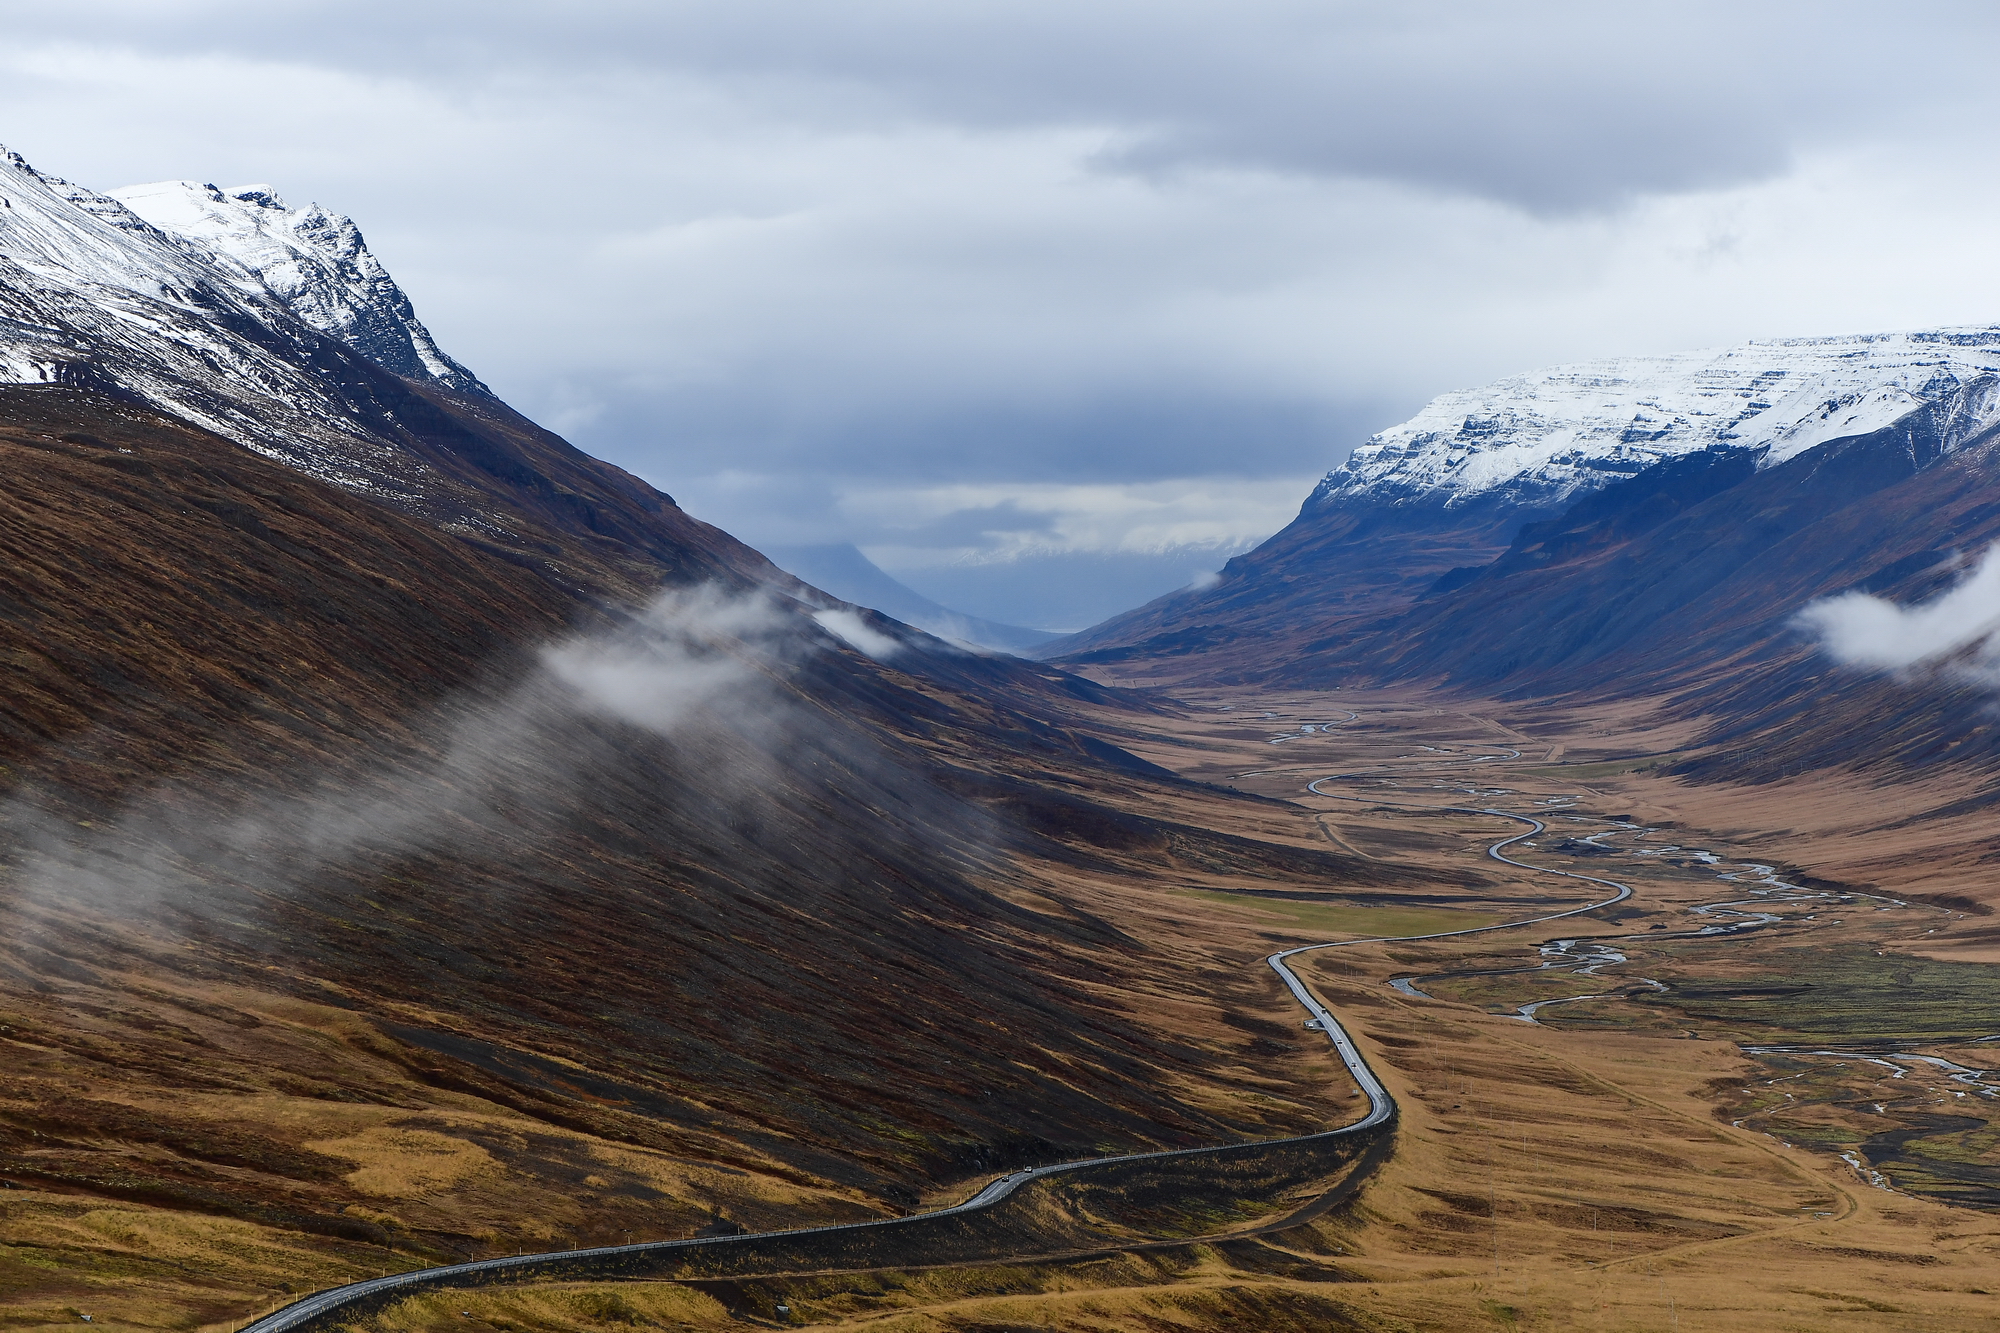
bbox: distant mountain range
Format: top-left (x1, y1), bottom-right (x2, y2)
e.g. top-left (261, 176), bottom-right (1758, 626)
top-left (762, 543), bottom-right (1056, 654)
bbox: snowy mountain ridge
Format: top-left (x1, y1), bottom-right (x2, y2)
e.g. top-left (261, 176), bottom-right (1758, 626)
top-left (1314, 328), bottom-right (2000, 514)
top-left (0, 143), bottom-right (489, 504)
top-left (108, 180), bottom-right (488, 396)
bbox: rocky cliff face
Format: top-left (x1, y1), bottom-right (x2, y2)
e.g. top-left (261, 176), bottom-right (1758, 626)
top-left (0, 144), bottom-right (387, 480)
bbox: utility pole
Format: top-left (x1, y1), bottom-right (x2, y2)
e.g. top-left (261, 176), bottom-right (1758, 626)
top-left (1492, 1175), bottom-right (1499, 1278)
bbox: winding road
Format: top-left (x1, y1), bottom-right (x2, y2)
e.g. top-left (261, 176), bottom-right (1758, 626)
top-left (241, 775), bottom-right (1631, 1333)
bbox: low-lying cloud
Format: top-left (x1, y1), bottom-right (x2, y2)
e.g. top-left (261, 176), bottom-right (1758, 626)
top-left (2, 585), bottom-right (848, 928)
top-left (1796, 544), bottom-right (2000, 676)
top-left (811, 608), bottom-right (902, 660)
top-left (546, 585), bottom-right (800, 732)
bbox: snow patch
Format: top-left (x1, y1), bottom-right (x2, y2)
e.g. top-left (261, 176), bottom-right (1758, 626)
top-left (1316, 329), bottom-right (2000, 512)
top-left (0, 142), bottom-right (496, 518)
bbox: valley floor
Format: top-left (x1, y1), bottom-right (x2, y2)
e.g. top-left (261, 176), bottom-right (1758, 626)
top-left (11, 688), bottom-right (2000, 1331)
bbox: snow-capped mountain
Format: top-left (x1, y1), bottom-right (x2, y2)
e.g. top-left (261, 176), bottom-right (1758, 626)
top-left (0, 142), bottom-right (838, 604)
top-left (0, 144), bottom-right (480, 503)
top-left (109, 180), bottom-right (488, 396)
top-left (1050, 322), bottom-right (2000, 670)
top-left (1313, 329), bottom-right (2000, 513)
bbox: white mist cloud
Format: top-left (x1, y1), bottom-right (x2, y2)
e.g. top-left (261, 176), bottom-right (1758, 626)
top-left (1796, 544), bottom-right (2000, 674)
top-left (545, 585), bottom-right (797, 732)
top-left (3, 585), bottom-right (825, 924)
top-left (811, 608), bottom-right (902, 660)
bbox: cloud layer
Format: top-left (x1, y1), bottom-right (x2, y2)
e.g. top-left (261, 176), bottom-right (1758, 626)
top-left (1798, 545), bottom-right (2000, 679)
top-left (7, 3), bottom-right (2000, 624)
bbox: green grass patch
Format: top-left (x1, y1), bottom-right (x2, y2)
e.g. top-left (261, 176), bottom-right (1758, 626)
top-left (1646, 947), bottom-right (2000, 1042)
top-left (1428, 941), bottom-right (2000, 1042)
top-left (1517, 752), bottom-right (1680, 780)
top-left (1175, 890), bottom-right (1496, 940)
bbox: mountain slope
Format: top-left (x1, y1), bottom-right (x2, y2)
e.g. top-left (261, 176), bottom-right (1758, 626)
top-left (1051, 327), bottom-right (2000, 683)
top-left (1069, 346), bottom-right (2000, 794)
top-left (1357, 395), bottom-right (2000, 779)
top-left (0, 143), bottom-right (1432, 1284)
top-left (0, 381), bottom-right (1415, 1235)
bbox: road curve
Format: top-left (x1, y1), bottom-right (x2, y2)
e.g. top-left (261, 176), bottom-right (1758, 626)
top-left (1265, 794), bottom-right (1630, 1130)
top-left (1299, 782), bottom-right (1636, 943)
top-left (241, 790), bottom-right (1618, 1333)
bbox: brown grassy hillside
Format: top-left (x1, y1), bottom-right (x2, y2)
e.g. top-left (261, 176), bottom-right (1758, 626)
top-left (0, 385), bottom-right (1444, 1328)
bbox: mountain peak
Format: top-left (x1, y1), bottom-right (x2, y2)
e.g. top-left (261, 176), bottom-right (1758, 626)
top-left (0, 143), bottom-right (486, 501)
top-left (110, 178), bottom-right (489, 396)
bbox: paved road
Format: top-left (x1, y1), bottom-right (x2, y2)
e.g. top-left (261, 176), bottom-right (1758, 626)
top-left (1266, 791), bottom-right (1630, 1122)
top-left (1302, 780), bottom-right (1637, 936)
top-left (242, 778), bottom-right (1620, 1333)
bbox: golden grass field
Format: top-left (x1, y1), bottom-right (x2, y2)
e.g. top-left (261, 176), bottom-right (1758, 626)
top-left (11, 686), bottom-right (2000, 1330)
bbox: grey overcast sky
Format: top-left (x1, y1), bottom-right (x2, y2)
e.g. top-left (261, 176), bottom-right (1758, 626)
top-left (6, 1), bottom-right (2000, 628)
